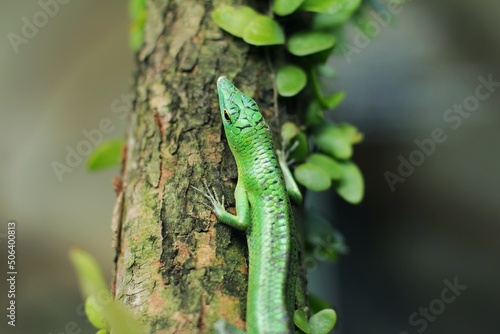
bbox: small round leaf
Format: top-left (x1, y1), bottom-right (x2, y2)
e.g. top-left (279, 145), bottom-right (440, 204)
top-left (87, 139), bottom-right (124, 171)
top-left (287, 31), bottom-right (336, 56)
top-left (281, 122), bottom-right (301, 145)
top-left (312, 124), bottom-right (352, 160)
top-left (211, 6), bottom-right (259, 38)
top-left (338, 123), bottom-right (364, 144)
top-left (274, 0), bottom-right (306, 16)
top-left (309, 309), bottom-right (337, 334)
top-left (334, 161), bottom-right (364, 204)
top-left (313, 12), bottom-right (352, 29)
top-left (322, 90), bottom-right (345, 110)
top-left (301, 0), bottom-right (360, 15)
top-left (294, 163), bottom-right (331, 191)
top-left (243, 16), bottom-right (285, 46)
top-left (294, 309), bottom-right (311, 333)
top-left (307, 153), bottom-right (343, 180)
top-left (276, 65), bottom-right (307, 97)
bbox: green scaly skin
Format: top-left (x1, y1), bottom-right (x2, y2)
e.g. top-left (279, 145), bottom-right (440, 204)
top-left (198, 77), bottom-right (303, 334)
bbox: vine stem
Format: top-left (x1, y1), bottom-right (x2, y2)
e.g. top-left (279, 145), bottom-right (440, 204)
top-left (265, 47), bottom-right (280, 122)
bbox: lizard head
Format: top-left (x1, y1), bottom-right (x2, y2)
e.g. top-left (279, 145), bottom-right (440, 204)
top-left (216, 76), bottom-right (270, 153)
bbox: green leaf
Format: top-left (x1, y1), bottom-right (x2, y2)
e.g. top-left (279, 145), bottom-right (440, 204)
top-left (99, 301), bottom-right (146, 334)
top-left (129, 14), bottom-right (146, 51)
top-left (307, 154), bottom-right (343, 180)
top-left (128, 0), bottom-right (147, 51)
top-left (128, 0), bottom-right (147, 21)
top-left (129, 27), bottom-right (144, 52)
top-left (87, 139), bottom-right (124, 171)
top-left (274, 0), bottom-right (306, 16)
top-left (294, 163), bottom-right (331, 191)
top-left (311, 0), bottom-right (361, 28)
top-left (322, 90), bottom-right (345, 110)
top-left (301, 0), bottom-right (360, 15)
top-left (308, 294), bottom-right (332, 314)
top-left (211, 6), bottom-right (259, 38)
top-left (276, 65), bottom-right (307, 97)
top-left (243, 16), bottom-right (285, 45)
top-left (312, 124), bottom-right (353, 160)
top-left (287, 31), bottom-right (336, 56)
top-left (96, 330), bottom-right (109, 334)
top-left (69, 248), bottom-right (108, 298)
top-left (313, 12), bottom-right (350, 29)
top-left (281, 122), bottom-right (301, 145)
top-left (294, 309), bottom-right (311, 333)
top-left (334, 161), bottom-right (364, 204)
top-left (86, 295), bottom-right (108, 330)
top-left (338, 123), bottom-right (364, 144)
top-left (305, 100), bottom-right (324, 126)
top-left (309, 309), bottom-right (337, 334)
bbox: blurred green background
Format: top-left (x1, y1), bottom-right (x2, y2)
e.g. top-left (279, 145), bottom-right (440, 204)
top-left (0, 0), bottom-right (499, 333)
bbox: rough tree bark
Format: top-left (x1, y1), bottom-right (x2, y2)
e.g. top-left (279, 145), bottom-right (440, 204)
top-left (112, 1), bottom-right (295, 333)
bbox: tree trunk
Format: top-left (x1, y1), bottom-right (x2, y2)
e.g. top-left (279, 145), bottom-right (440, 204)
top-left (111, 1), bottom-right (290, 333)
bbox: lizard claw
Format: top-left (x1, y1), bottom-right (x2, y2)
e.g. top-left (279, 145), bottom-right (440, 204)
top-left (191, 180), bottom-right (226, 217)
top-left (278, 138), bottom-right (299, 167)
top-left (278, 151), bottom-right (296, 167)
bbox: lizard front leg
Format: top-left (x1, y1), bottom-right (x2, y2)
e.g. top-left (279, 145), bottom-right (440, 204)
top-left (196, 179), bottom-right (251, 232)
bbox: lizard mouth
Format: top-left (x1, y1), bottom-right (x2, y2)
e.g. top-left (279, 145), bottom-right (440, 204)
top-left (217, 76), bottom-right (237, 116)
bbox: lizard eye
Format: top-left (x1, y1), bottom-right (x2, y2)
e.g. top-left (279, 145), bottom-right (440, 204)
top-left (223, 109), bottom-right (231, 123)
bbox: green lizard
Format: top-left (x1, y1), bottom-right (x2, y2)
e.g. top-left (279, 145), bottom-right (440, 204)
top-left (195, 76), bottom-right (304, 334)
